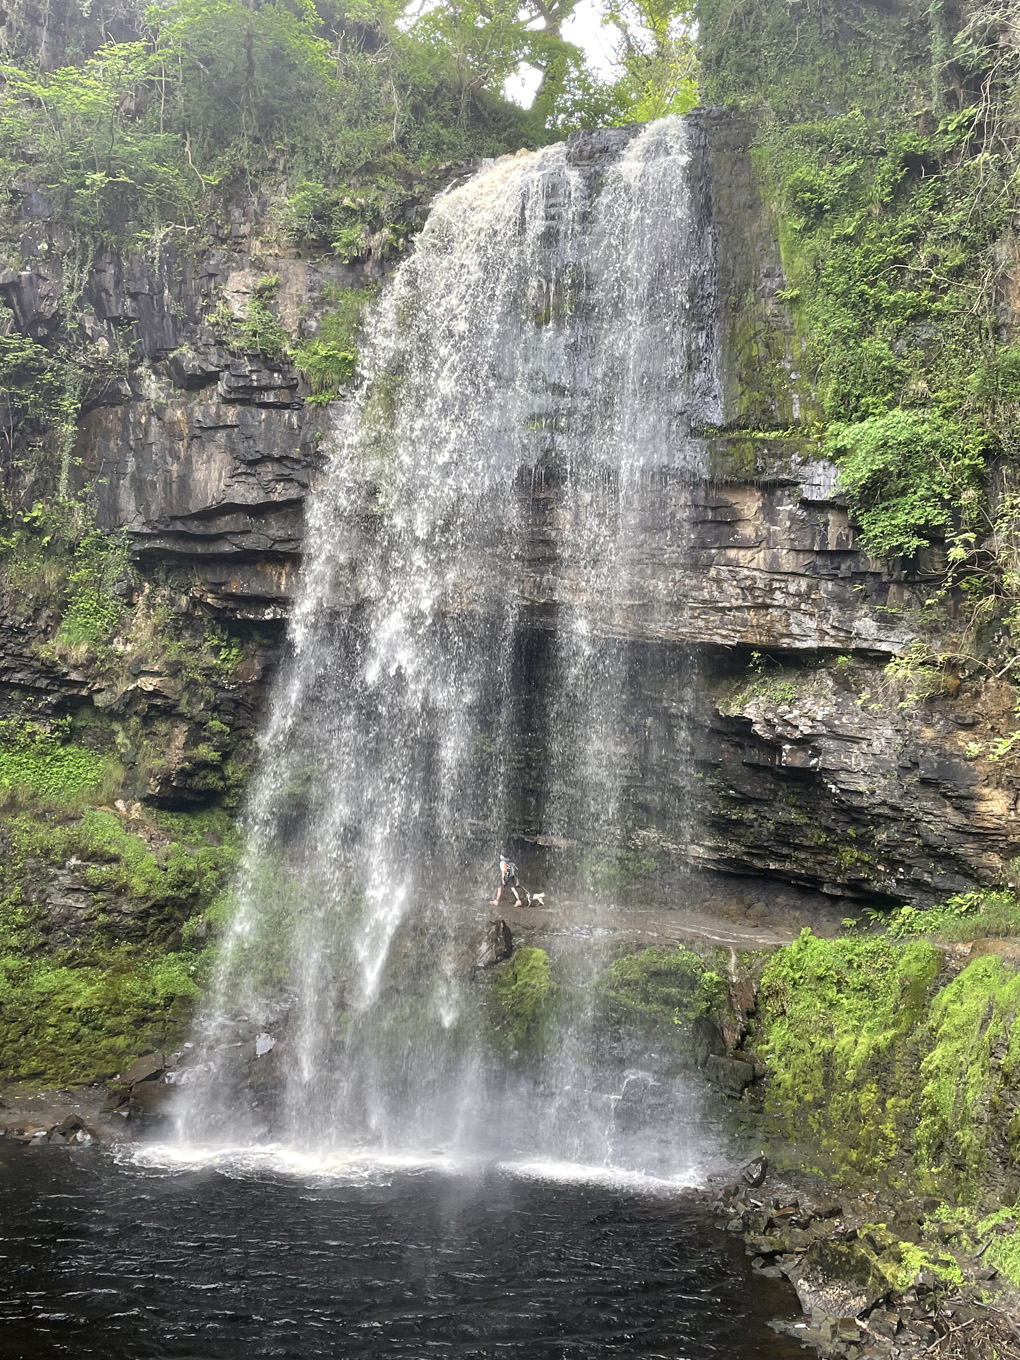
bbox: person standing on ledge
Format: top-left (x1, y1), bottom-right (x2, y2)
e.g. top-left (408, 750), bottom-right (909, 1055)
top-left (491, 853), bottom-right (525, 909)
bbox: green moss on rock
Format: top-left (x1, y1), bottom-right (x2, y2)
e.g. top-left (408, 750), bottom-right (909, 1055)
top-left (487, 946), bottom-right (554, 1053)
top-left (0, 947), bottom-right (202, 1085)
top-left (0, 802), bottom-right (238, 1085)
top-left (607, 945), bottom-right (725, 1027)
top-left (756, 930), bottom-right (1020, 1199)
top-left (915, 955), bottom-right (1020, 1186)
top-left (756, 930), bottom-right (942, 1177)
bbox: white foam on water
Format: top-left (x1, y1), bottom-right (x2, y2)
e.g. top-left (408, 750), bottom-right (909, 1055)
top-left (123, 1141), bottom-right (472, 1183)
top-left (500, 1156), bottom-right (707, 1196)
top-left (123, 1142), bottom-right (713, 1199)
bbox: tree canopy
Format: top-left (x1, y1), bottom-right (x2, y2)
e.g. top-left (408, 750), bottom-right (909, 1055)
top-left (0, 0), bottom-right (700, 245)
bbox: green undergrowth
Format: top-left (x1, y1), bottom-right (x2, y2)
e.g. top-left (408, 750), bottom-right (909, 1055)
top-left (487, 946), bottom-right (554, 1054)
top-left (0, 801), bottom-right (239, 1084)
top-left (756, 931), bottom-right (1020, 1199)
top-left (0, 947), bottom-right (202, 1085)
top-left (0, 719), bottom-right (119, 805)
top-left (292, 287), bottom-right (377, 401)
top-left (606, 945), bottom-right (725, 1028)
top-left (879, 889), bottom-right (1020, 942)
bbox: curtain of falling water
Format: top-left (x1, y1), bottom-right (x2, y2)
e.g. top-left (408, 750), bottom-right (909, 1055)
top-left (176, 117), bottom-right (722, 1165)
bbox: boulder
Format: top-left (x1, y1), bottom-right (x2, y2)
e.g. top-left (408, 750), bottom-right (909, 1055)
top-left (705, 1053), bottom-right (755, 1094)
top-left (128, 1081), bottom-right (172, 1117)
top-left (476, 919), bottom-right (513, 969)
top-left (792, 1240), bottom-right (890, 1319)
top-left (741, 1154), bottom-right (768, 1187)
top-left (121, 1052), bottom-right (165, 1084)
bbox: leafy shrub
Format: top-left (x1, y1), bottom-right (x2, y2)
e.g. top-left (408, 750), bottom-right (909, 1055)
top-left (825, 410), bottom-right (985, 558)
top-left (880, 889), bottom-right (1020, 942)
top-left (0, 720), bottom-right (111, 802)
top-left (292, 288), bottom-right (377, 399)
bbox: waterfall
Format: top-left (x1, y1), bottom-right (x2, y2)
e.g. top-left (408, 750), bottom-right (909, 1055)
top-left (175, 115), bottom-right (723, 1173)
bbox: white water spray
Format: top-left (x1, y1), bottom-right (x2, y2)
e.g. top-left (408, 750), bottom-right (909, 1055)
top-left (175, 117), bottom-right (722, 1176)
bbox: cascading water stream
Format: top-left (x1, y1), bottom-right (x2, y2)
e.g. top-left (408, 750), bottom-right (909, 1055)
top-left (175, 116), bottom-right (723, 1174)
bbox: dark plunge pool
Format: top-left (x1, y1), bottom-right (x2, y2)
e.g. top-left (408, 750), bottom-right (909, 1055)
top-left (0, 1145), bottom-right (809, 1359)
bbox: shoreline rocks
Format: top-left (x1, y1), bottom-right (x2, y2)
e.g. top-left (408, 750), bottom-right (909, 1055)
top-left (708, 1170), bottom-right (1020, 1359)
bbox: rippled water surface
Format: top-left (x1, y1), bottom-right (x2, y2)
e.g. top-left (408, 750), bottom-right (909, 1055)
top-left (0, 1146), bottom-right (807, 1359)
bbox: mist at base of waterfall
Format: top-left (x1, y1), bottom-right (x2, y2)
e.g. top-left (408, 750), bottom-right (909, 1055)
top-left (172, 914), bottom-right (724, 1184)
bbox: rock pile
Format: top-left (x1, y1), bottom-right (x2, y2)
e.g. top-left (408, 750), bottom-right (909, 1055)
top-left (711, 1164), bottom-right (1020, 1359)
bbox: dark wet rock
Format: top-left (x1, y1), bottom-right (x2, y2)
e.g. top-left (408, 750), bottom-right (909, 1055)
top-left (705, 1053), bottom-right (755, 1094)
top-left (476, 919), bottom-right (514, 970)
top-left (741, 1154), bottom-right (768, 1187)
top-left (691, 1015), bottom-right (727, 1068)
top-left (792, 1240), bottom-right (890, 1319)
top-left (128, 1080), bottom-right (173, 1118)
top-left (865, 1309), bottom-right (900, 1340)
top-left (10, 1122), bottom-right (53, 1143)
top-left (120, 1052), bottom-right (165, 1084)
top-left (729, 978), bottom-right (758, 1015)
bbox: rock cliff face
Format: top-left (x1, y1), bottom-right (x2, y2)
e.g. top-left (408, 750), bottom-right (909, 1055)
top-left (3, 111), bottom-right (1016, 907)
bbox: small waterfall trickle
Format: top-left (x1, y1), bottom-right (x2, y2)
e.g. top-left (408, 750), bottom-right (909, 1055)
top-left (176, 116), bottom-right (723, 1174)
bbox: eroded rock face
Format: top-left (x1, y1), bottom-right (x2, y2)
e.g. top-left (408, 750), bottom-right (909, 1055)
top-left (520, 460), bottom-right (923, 653)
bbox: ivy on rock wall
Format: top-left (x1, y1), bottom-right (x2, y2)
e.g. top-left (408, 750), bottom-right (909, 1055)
top-left (698, 0), bottom-right (1020, 682)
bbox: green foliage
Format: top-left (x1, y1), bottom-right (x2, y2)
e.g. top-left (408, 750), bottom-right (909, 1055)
top-left (0, 329), bottom-right (79, 451)
top-left (880, 889), bottom-right (1020, 943)
top-left (149, 0), bottom-right (334, 178)
top-left (292, 287), bottom-right (376, 398)
top-left (487, 945), bottom-right (554, 1052)
top-left (606, 944), bottom-right (724, 1025)
top-left (0, 945), bottom-right (202, 1084)
top-left (601, 0), bottom-right (698, 122)
top-left (55, 527), bottom-right (132, 654)
top-left (0, 0), bottom-right (535, 256)
top-left (757, 930), bottom-right (941, 1177)
top-left (825, 411), bottom-right (985, 558)
top-left (0, 719), bottom-right (112, 802)
top-left (0, 41), bottom-right (196, 237)
top-left (696, 1), bottom-right (1020, 678)
top-left (696, 0), bottom-right (932, 118)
